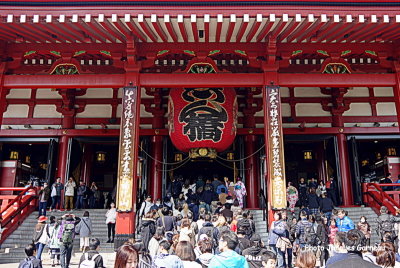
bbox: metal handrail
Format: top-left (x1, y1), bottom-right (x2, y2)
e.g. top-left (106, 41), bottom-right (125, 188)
top-left (259, 188), bottom-right (268, 225)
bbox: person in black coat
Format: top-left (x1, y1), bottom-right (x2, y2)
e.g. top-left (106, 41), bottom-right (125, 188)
top-left (201, 185), bottom-right (217, 205)
top-left (307, 188), bottom-right (320, 216)
top-left (316, 217), bottom-right (329, 266)
top-left (298, 177), bottom-right (308, 207)
top-left (139, 212), bottom-right (156, 251)
top-left (326, 177), bottom-right (338, 206)
top-left (319, 192), bottom-right (334, 223)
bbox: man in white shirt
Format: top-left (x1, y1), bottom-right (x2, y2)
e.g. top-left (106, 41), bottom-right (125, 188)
top-left (64, 177), bottom-right (76, 211)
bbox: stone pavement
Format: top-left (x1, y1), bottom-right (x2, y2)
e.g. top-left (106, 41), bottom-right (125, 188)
top-left (0, 251), bottom-right (116, 268)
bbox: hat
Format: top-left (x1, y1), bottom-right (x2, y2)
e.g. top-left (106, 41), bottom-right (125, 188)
top-left (38, 216), bottom-right (48, 222)
top-left (250, 234), bottom-right (262, 242)
top-left (199, 234), bottom-right (208, 241)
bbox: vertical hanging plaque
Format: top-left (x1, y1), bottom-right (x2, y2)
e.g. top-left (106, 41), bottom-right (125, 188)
top-left (265, 85), bottom-right (287, 209)
top-left (116, 86), bottom-right (138, 212)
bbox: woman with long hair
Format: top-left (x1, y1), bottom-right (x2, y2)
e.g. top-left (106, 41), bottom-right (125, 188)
top-left (175, 241), bottom-right (202, 268)
top-left (180, 218), bottom-right (196, 246)
top-left (376, 242), bottom-right (397, 268)
top-left (139, 211), bottom-right (156, 251)
top-left (148, 227), bottom-right (165, 258)
top-left (295, 248), bottom-right (316, 268)
top-left (114, 242), bottom-right (139, 268)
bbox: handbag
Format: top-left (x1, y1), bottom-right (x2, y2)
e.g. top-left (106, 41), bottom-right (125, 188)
top-left (276, 236), bottom-right (292, 251)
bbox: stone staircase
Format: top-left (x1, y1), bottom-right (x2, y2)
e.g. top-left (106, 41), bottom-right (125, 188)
top-left (344, 206), bottom-right (380, 246)
top-left (250, 210), bottom-right (269, 244)
top-left (0, 209), bottom-right (115, 265)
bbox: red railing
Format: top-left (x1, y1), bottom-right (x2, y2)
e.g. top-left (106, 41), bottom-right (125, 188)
top-left (362, 183), bottom-right (400, 215)
top-left (0, 187), bottom-right (38, 244)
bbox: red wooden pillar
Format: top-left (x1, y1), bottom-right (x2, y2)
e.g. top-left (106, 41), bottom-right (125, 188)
top-left (80, 143), bottom-right (93, 185)
top-left (316, 142), bottom-right (327, 182)
top-left (149, 135), bottom-right (163, 200)
top-left (393, 63), bottom-right (400, 125)
top-left (115, 39), bottom-right (141, 247)
top-left (245, 134), bottom-right (259, 208)
top-left (56, 135), bottom-right (70, 185)
top-left (336, 133), bottom-right (354, 206)
top-left (0, 63), bottom-right (9, 128)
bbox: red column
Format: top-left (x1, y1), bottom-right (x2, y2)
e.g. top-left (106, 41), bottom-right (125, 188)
top-left (56, 135), bottom-right (70, 184)
top-left (393, 63), bottom-right (400, 125)
top-left (316, 142), bottom-right (327, 182)
top-left (149, 135), bottom-right (163, 200)
top-left (80, 143), bottom-right (93, 185)
top-left (245, 134), bottom-right (259, 208)
top-left (0, 63), bottom-right (8, 128)
top-left (336, 133), bottom-right (354, 206)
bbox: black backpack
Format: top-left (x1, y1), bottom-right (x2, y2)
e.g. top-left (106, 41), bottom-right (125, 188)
top-left (202, 226), bottom-right (217, 247)
top-left (304, 226), bottom-right (320, 246)
top-left (381, 220), bottom-right (393, 233)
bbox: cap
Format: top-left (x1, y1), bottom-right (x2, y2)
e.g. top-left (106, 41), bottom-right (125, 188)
top-left (38, 216), bottom-right (48, 222)
top-left (250, 234), bottom-right (262, 242)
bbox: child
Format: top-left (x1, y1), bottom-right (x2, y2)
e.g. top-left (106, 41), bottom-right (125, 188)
top-left (328, 219), bottom-right (338, 245)
top-left (357, 216), bottom-right (371, 246)
top-left (261, 251), bottom-right (277, 268)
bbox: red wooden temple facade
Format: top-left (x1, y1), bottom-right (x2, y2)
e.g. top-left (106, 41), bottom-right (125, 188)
top-left (0, 0), bottom-right (400, 243)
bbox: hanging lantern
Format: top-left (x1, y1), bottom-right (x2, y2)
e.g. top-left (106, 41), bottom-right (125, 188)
top-left (175, 153), bottom-right (183, 162)
top-left (387, 147), bottom-right (397, 156)
top-left (96, 151), bottom-right (106, 163)
top-left (303, 151), bottom-right (313, 160)
top-left (168, 88), bottom-right (237, 157)
top-left (10, 151), bottom-right (19, 160)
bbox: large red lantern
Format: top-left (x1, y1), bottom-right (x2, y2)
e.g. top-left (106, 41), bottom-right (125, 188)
top-left (168, 88), bottom-right (237, 156)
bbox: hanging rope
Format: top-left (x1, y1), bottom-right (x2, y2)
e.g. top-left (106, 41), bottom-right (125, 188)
top-left (214, 158), bottom-right (250, 171)
top-left (216, 144), bottom-right (265, 162)
top-left (156, 157), bottom-right (191, 172)
top-left (139, 144), bottom-right (190, 165)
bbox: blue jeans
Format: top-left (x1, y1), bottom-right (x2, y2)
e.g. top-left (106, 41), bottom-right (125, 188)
top-left (36, 243), bottom-right (45, 260)
top-left (60, 243), bottom-right (73, 268)
top-left (270, 244), bottom-right (286, 268)
top-left (38, 201), bottom-right (47, 216)
top-left (75, 196), bottom-right (84, 209)
top-left (51, 196), bottom-right (61, 210)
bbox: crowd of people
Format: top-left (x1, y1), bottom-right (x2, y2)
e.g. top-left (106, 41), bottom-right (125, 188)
top-left (13, 175), bottom-right (400, 268)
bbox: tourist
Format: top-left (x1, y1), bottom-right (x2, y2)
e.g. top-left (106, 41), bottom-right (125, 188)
top-left (32, 216), bottom-right (49, 260)
top-left (139, 195), bottom-right (154, 218)
top-left (105, 202), bottom-right (117, 243)
top-left (140, 211), bottom-right (156, 250)
top-left (326, 177), bottom-right (338, 206)
top-left (296, 211), bottom-right (313, 248)
top-left (219, 188), bottom-right (228, 205)
top-left (18, 243), bottom-right (42, 268)
top-left (157, 207), bottom-right (177, 232)
top-left (319, 192), bottom-right (334, 223)
top-left (231, 199), bottom-right (241, 216)
top-left (169, 176), bottom-right (183, 200)
top-left (375, 242), bottom-right (397, 268)
top-left (180, 218), bottom-right (196, 246)
top-left (38, 182), bottom-right (50, 217)
top-left (298, 178), bottom-right (308, 208)
top-left (89, 182), bottom-right (100, 209)
top-left (376, 206), bottom-right (400, 241)
top-left (286, 182), bottom-right (299, 214)
top-left (152, 240), bottom-right (184, 268)
top-left (327, 229), bottom-right (379, 268)
top-left (48, 216), bottom-right (61, 267)
top-left (380, 173), bottom-right (394, 191)
top-left (64, 177), bottom-right (76, 211)
top-left (237, 227), bottom-right (251, 252)
top-left (336, 209), bottom-right (355, 232)
top-left (221, 203), bottom-right (233, 219)
top-left (295, 248), bottom-right (316, 268)
top-left (150, 198), bottom-right (162, 212)
top-left (197, 214), bottom-right (219, 249)
top-left (308, 178), bottom-right (318, 189)
top-left (316, 216), bottom-right (329, 266)
top-left (76, 181), bottom-right (88, 210)
top-left (195, 238), bottom-right (214, 266)
top-left (242, 234), bottom-right (270, 268)
top-left (307, 187), bottom-right (320, 216)
top-left (175, 241), bottom-right (202, 268)
top-left (148, 227), bottom-right (166, 258)
top-left (78, 238), bottom-right (104, 268)
top-left (316, 181), bottom-right (326, 197)
top-left (237, 211), bottom-right (255, 239)
top-left (268, 211), bottom-right (288, 267)
top-left (50, 177), bottom-right (63, 212)
top-left (132, 241), bottom-right (152, 268)
top-left (58, 214), bottom-right (77, 268)
top-left (76, 210), bottom-right (93, 252)
top-left (208, 231), bottom-right (249, 268)
top-left (114, 242), bottom-right (139, 268)
top-left (328, 219), bottom-right (339, 246)
top-left (260, 251), bottom-right (277, 268)
top-left (216, 178), bottom-right (228, 195)
top-left (357, 216), bottom-right (371, 247)
top-left (234, 177), bottom-right (247, 208)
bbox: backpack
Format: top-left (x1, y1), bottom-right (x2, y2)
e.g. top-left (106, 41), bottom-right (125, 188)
top-left (62, 221), bottom-right (75, 244)
top-left (381, 220), bottom-right (393, 233)
top-left (238, 219), bottom-right (254, 238)
top-left (304, 226), bottom-right (320, 246)
top-left (79, 253), bottom-right (100, 268)
top-left (20, 257), bottom-right (34, 268)
top-left (203, 226), bottom-right (217, 247)
top-left (32, 226), bottom-right (44, 243)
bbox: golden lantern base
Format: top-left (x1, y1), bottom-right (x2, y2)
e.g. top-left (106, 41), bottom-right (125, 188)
top-left (189, 148), bottom-right (217, 159)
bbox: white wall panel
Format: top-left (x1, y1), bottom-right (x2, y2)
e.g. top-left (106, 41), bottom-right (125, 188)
top-left (36, 88), bottom-right (62, 99)
top-left (33, 105), bottom-right (61, 118)
top-left (343, 103), bottom-right (372, 116)
top-left (376, 102), bottom-right (397, 116)
top-left (7, 89), bottom-right (31, 99)
top-left (76, 88), bottom-right (113, 99)
top-left (3, 104), bottom-right (29, 118)
top-left (280, 87), bottom-right (290, 97)
top-left (374, 87), bottom-right (394, 97)
top-left (282, 103), bottom-right (291, 117)
top-left (77, 105), bottom-right (112, 118)
top-left (295, 103), bottom-right (331, 116)
top-left (345, 87), bottom-right (370, 97)
top-left (294, 87), bottom-right (326, 97)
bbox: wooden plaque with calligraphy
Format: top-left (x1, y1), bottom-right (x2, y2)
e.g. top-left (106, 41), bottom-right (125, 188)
top-left (265, 85), bottom-right (287, 209)
top-left (116, 86), bottom-right (139, 212)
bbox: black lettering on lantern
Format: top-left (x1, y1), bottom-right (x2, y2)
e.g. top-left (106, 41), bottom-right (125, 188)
top-left (179, 88), bottom-right (228, 142)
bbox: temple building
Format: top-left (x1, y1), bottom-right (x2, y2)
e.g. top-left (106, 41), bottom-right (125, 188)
top-left (0, 0), bottom-right (400, 243)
